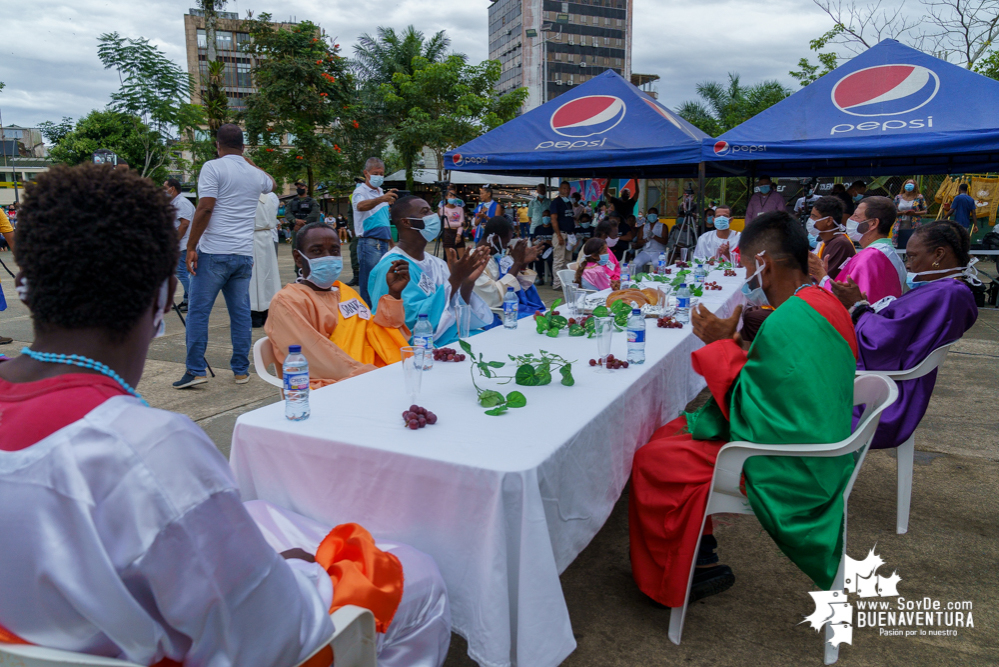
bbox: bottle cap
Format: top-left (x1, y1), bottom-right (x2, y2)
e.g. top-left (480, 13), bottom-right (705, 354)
top-left (289, 344), bottom-right (302, 354)
top-left (680, 283), bottom-right (687, 287)
top-left (418, 313), bottom-right (428, 319)
top-left (632, 308), bottom-right (641, 315)
top-left (507, 286), bottom-right (515, 292)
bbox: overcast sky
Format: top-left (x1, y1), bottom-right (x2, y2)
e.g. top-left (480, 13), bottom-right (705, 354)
top-left (1, 0), bottom-right (838, 129)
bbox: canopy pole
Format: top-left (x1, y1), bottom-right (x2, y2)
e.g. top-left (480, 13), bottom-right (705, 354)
top-left (697, 162), bottom-right (706, 235)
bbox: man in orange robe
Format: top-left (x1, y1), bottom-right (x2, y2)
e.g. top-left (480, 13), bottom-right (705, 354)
top-left (266, 222), bottom-right (411, 388)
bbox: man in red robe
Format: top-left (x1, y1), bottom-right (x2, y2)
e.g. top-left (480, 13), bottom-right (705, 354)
top-left (630, 210), bottom-right (859, 607)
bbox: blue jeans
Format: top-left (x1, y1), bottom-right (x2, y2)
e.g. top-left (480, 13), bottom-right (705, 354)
top-left (185, 252), bottom-right (253, 376)
top-left (358, 237), bottom-right (390, 306)
top-left (176, 254), bottom-right (191, 301)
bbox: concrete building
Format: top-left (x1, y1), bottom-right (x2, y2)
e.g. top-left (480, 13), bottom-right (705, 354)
top-left (182, 8), bottom-right (296, 110)
top-left (489, 0), bottom-right (633, 111)
top-left (0, 125), bottom-right (46, 159)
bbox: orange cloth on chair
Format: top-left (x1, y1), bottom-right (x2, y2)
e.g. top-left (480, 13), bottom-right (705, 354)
top-left (265, 281), bottom-right (409, 389)
top-left (0, 619), bottom-right (185, 667)
top-left (315, 523), bottom-right (405, 634)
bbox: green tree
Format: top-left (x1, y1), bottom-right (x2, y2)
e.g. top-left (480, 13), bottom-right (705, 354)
top-left (198, 0), bottom-right (231, 137)
top-left (676, 74), bottom-right (791, 136)
top-left (974, 50), bottom-right (999, 80)
top-left (97, 32), bottom-right (199, 177)
top-left (38, 117), bottom-right (75, 146)
top-left (241, 14), bottom-right (352, 195)
top-left (790, 25), bottom-right (843, 86)
top-left (381, 56), bottom-right (528, 184)
top-left (48, 109), bottom-right (170, 181)
top-left (352, 26), bottom-right (453, 187)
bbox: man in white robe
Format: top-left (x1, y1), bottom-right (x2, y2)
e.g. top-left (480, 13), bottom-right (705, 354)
top-left (0, 162), bottom-right (451, 667)
top-left (693, 205), bottom-right (741, 261)
top-left (250, 191), bottom-right (282, 327)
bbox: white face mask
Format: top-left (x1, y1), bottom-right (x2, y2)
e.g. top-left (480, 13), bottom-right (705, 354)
top-left (740, 251), bottom-right (769, 307)
top-left (606, 237), bottom-right (619, 248)
top-left (846, 217), bottom-right (873, 243)
top-left (807, 215), bottom-right (844, 237)
top-left (907, 257), bottom-right (981, 288)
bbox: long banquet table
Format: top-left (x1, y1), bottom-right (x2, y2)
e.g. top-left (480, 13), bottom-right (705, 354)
top-left (230, 267), bottom-right (745, 667)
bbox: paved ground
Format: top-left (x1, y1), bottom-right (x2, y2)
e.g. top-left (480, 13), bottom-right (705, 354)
top-left (1, 245), bottom-right (996, 666)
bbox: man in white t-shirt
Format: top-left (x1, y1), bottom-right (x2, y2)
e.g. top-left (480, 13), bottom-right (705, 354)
top-left (175, 124), bottom-right (275, 389)
top-left (693, 204), bottom-right (741, 260)
top-left (352, 156), bottom-right (398, 306)
top-left (165, 178), bottom-right (196, 312)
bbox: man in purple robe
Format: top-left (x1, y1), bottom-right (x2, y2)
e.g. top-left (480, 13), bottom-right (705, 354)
top-left (831, 220), bottom-right (978, 448)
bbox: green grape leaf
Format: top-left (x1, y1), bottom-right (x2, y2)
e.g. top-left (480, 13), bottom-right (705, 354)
top-left (505, 391), bottom-right (527, 408)
top-left (458, 339), bottom-right (473, 356)
top-left (592, 305), bottom-right (609, 317)
top-left (560, 363), bottom-right (575, 386)
top-left (546, 327), bottom-right (560, 338)
top-left (568, 323), bottom-right (585, 337)
top-left (479, 390), bottom-right (505, 407)
top-left (551, 298), bottom-right (564, 310)
top-left (536, 368), bottom-right (553, 385)
top-left (484, 405), bottom-right (509, 416)
top-left (516, 364), bottom-right (539, 386)
top-left (550, 315), bottom-right (568, 329)
top-left (487, 361), bottom-right (506, 368)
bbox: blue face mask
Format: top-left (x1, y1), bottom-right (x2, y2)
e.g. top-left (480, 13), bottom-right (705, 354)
top-left (853, 194), bottom-right (864, 202)
top-left (598, 253), bottom-right (610, 266)
top-left (740, 252), bottom-right (769, 307)
top-left (714, 216), bottom-right (730, 231)
top-left (301, 254), bottom-right (343, 289)
top-left (904, 183), bottom-right (915, 192)
top-left (646, 213), bottom-right (658, 223)
top-left (369, 174), bottom-right (384, 188)
top-left (562, 196), bottom-right (571, 203)
top-left (411, 213), bottom-right (442, 242)
top-left (447, 197), bottom-right (463, 206)
top-left (808, 233), bottom-right (819, 249)
top-left (581, 222), bottom-right (591, 228)
top-left (758, 185), bottom-right (771, 194)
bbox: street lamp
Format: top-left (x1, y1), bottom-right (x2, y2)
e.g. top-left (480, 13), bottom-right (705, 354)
top-left (528, 21), bottom-right (565, 105)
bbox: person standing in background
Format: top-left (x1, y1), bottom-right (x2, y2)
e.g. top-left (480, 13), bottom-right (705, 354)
top-left (440, 186), bottom-right (467, 259)
top-left (946, 183), bottom-right (977, 231)
top-left (531, 211), bottom-right (555, 285)
top-left (516, 202), bottom-right (530, 237)
top-left (528, 183), bottom-right (551, 234)
top-left (352, 157), bottom-right (397, 306)
top-left (250, 192), bottom-right (282, 328)
top-left (605, 181), bottom-right (640, 220)
top-left (0, 207), bottom-right (13, 344)
top-left (174, 123), bottom-right (275, 389)
top-left (164, 179), bottom-right (195, 312)
top-left (472, 186), bottom-right (502, 246)
top-left (284, 179), bottom-right (321, 250)
top-left (549, 181), bottom-right (576, 290)
top-left (745, 176), bottom-right (786, 221)
top-left (893, 178), bottom-right (927, 249)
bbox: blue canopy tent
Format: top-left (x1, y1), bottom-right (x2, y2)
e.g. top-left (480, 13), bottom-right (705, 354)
top-left (445, 70), bottom-right (716, 178)
top-left (702, 40), bottom-right (999, 176)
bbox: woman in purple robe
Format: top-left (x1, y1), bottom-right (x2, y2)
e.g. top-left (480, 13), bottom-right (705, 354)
top-left (831, 220), bottom-right (978, 449)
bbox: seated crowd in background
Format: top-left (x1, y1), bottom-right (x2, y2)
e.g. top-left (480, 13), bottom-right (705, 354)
top-left (472, 216), bottom-right (545, 325)
top-left (0, 164), bottom-right (452, 667)
top-left (693, 204), bottom-right (740, 261)
top-left (575, 237), bottom-right (621, 291)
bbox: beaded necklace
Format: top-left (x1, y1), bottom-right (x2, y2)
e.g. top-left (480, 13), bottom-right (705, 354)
top-left (794, 283), bottom-right (813, 296)
top-left (19, 347), bottom-right (148, 406)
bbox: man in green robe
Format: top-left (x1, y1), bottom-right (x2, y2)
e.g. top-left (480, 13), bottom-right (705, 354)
top-left (630, 210), bottom-right (859, 607)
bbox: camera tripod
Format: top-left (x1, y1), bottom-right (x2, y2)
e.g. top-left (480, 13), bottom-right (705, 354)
top-left (668, 194), bottom-right (699, 264)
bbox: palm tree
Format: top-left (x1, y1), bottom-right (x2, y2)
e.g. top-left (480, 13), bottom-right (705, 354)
top-left (676, 73), bottom-right (791, 136)
top-left (352, 26), bottom-right (456, 188)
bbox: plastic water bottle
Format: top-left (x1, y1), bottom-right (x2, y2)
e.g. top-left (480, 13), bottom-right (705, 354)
top-left (676, 283), bottom-right (691, 324)
top-left (413, 313), bottom-right (434, 369)
top-left (694, 263), bottom-right (706, 285)
top-left (503, 287), bottom-right (519, 329)
top-left (657, 252), bottom-right (667, 275)
top-left (627, 308), bottom-right (646, 364)
top-left (283, 345), bottom-right (310, 421)
top-left (620, 262), bottom-right (631, 286)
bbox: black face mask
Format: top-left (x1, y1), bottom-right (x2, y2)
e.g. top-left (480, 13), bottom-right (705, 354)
top-left (297, 188), bottom-right (306, 195)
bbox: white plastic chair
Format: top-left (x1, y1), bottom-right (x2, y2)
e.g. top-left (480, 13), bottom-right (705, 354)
top-left (252, 335), bottom-right (284, 393)
top-left (668, 374), bottom-right (897, 666)
top-left (0, 605), bottom-right (376, 667)
top-left (856, 341), bottom-right (955, 534)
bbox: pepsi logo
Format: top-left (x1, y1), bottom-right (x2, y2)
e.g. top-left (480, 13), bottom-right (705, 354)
top-left (452, 153), bottom-right (463, 167)
top-left (550, 95), bottom-right (626, 138)
top-left (714, 141), bottom-right (730, 156)
top-left (832, 64), bottom-right (940, 117)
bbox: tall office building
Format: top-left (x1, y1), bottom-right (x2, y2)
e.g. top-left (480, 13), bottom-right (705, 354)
top-left (489, 0), bottom-right (633, 111)
top-left (183, 8), bottom-right (296, 111)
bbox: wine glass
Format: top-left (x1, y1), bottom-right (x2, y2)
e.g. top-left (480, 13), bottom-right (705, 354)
top-left (595, 316), bottom-right (614, 371)
top-left (400, 346), bottom-right (424, 404)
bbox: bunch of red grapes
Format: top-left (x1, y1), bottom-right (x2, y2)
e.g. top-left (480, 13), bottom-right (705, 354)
top-left (724, 269), bottom-right (738, 277)
top-left (402, 405), bottom-right (438, 430)
top-left (704, 281), bottom-right (723, 291)
top-left (662, 268), bottom-right (673, 275)
top-left (588, 353), bottom-right (629, 369)
top-left (676, 261), bottom-right (690, 268)
top-left (657, 316), bottom-right (683, 329)
top-left (433, 347), bottom-right (466, 362)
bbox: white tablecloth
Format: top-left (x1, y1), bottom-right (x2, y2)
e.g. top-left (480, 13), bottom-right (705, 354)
top-left (230, 267), bottom-right (746, 667)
